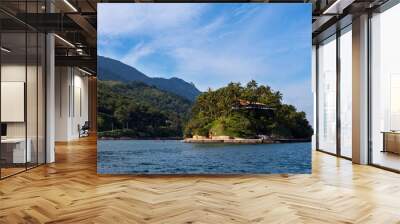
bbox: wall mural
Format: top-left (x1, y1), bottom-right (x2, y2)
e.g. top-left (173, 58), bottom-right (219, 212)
top-left (97, 3), bottom-right (313, 174)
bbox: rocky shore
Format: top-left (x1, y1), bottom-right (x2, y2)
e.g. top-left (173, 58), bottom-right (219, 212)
top-left (183, 138), bottom-right (267, 144)
top-left (99, 137), bottom-right (183, 140)
top-left (183, 136), bottom-right (310, 144)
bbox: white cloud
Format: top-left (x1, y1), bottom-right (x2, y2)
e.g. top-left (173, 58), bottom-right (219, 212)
top-left (170, 47), bottom-right (269, 90)
top-left (121, 42), bottom-right (155, 67)
top-left (98, 3), bottom-right (205, 37)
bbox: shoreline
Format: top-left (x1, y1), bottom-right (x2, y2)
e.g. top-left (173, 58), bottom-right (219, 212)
top-left (98, 137), bottom-right (311, 143)
top-left (183, 138), bottom-right (310, 144)
top-left (98, 137), bottom-right (183, 140)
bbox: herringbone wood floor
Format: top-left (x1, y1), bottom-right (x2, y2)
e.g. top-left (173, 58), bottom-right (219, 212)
top-left (1, 136), bottom-right (400, 224)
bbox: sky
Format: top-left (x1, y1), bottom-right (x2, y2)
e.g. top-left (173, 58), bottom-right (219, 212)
top-left (98, 3), bottom-right (313, 123)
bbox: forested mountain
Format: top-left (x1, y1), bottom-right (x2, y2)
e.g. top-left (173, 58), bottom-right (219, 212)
top-left (185, 81), bottom-right (313, 139)
top-left (98, 56), bottom-right (201, 101)
top-left (97, 80), bottom-right (192, 138)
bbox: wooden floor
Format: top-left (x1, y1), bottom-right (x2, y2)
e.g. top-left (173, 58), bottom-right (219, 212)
top-left (0, 167), bottom-right (26, 178)
top-left (1, 136), bottom-right (400, 223)
top-left (372, 151), bottom-right (400, 171)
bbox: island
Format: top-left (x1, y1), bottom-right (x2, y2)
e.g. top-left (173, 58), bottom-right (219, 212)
top-left (183, 81), bottom-right (313, 144)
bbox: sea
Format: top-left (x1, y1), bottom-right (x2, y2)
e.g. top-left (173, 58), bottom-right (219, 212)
top-left (97, 140), bottom-right (311, 174)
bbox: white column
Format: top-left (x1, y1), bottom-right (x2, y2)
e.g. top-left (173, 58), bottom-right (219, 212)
top-left (46, 32), bottom-right (55, 163)
top-left (352, 14), bottom-right (369, 164)
top-left (312, 45), bottom-right (317, 151)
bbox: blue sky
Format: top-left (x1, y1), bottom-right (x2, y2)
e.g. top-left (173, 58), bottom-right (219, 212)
top-left (98, 3), bottom-right (313, 123)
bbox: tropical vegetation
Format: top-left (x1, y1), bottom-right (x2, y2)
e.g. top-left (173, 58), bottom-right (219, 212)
top-left (97, 79), bottom-right (313, 140)
top-left (184, 81), bottom-right (313, 139)
top-left (97, 80), bottom-right (192, 138)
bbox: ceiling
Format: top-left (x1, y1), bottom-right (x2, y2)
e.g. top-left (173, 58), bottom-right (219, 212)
top-left (0, 0), bottom-right (393, 74)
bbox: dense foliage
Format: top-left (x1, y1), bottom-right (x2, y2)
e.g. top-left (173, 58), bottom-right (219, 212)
top-left (184, 81), bottom-right (313, 139)
top-left (97, 80), bottom-right (192, 138)
top-left (98, 79), bottom-right (312, 140)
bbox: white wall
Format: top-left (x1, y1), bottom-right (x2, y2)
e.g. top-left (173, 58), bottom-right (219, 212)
top-left (1, 63), bottom-right (46, 164)
top-left (55, 67), bottom-right (89, 141)
top-left (55, 66), bottom-right (69, 141)
top-left (1, 65), bottom-right (31, 139)
top-left (1, 82), bottom-right (25, 122)
top-left (1, 65), bottom-right (26, 130)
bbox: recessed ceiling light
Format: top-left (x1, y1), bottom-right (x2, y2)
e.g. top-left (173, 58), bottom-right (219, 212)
top-left (78, 67), bottom-right (92, 76)
top-left (1, 47), bottom-right (11, 53)
top-left (54, 34), bottom-right (75, 48)
top-left (322, 0), bottom-right (354, 15)
top-left (63, 0), bottom-right (78, 12)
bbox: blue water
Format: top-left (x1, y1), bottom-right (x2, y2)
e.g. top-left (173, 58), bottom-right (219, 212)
top-left (97, 140), bottom-right (311, 174)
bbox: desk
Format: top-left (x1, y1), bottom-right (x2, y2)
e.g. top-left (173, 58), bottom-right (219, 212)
top-left (382, 132), bottom-right (400, 154)
top-left (1, 138), bottom-right (31, 163)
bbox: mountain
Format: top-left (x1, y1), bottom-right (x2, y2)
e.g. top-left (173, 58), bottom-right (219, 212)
top-left (98, 56), bottom-right (201, 101)
top-left (97, 80), bottom-right (192, 138)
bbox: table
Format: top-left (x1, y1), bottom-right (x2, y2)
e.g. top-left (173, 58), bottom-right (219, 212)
top-left (382, 131), bottom-right (400, 154)
top-left (1, 138), bottom-right (31, 163)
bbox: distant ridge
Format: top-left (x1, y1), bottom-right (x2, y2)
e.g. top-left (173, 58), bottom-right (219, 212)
top-left (98, 56), bottom-right (201, 101)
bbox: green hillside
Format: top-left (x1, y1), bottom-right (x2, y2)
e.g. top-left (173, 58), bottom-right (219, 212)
top-left (184, 81), bottom-right (313, 139)
top-left (97, 80), bottom-right (312, 140)
top-left (97, 80), bottom-right (192, 138)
